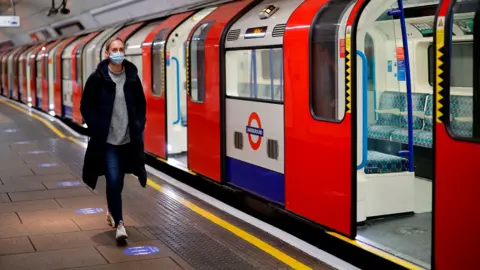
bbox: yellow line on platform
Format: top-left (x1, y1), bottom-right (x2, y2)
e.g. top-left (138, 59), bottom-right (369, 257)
top-left (327, 232), bottom-right (424, 270)
top-left (0, 99), bottom-right (313, 270)
top-left (0, 100), bottom-right (65, 138)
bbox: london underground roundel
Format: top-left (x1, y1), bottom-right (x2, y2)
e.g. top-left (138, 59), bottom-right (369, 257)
top-left (246, 112), bottom-right (263, 150)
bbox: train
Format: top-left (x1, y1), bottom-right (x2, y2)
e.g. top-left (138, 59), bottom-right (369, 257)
top-left (0, 0), bottom-right (478, 269)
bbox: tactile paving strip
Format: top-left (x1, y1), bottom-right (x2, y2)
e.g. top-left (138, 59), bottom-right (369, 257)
top-left (0, 102), bottom-right (334, 270)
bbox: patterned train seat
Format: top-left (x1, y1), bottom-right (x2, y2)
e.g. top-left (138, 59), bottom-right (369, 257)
top-left (450, 95), bottom-right (473, 138)
top-left (368, 91), bottom-right (405, 140)
top-left (364, 150), bottom-right (409, 174)
top-left (391, 94), bottom-right (432, 148)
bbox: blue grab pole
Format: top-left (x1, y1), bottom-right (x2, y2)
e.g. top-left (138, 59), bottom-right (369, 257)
top-left (171, 57), bottom-right (181, 125)
top-left (250, 52), bottom-right (254, 98)
top-left (269, 48), bottom-right (274, 100)
top-left (356, 50), bottom-right (368, 170)
top-left (279, 52), bottom-right (284, 101)
top-left (396, 1), bottom-right (415, 172)
top-left (252, 49), bottom-right (258, 98)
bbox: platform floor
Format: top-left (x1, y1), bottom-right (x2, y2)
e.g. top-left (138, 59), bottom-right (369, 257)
top-left (0, 99), bottom-right (348, 270)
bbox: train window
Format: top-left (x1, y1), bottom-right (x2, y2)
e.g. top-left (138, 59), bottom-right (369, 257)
top-left (152, 28), bottom-right (169, 97)
top-left (428, 42), bottom-right (473, 87)
top-left (76, 49), bottom-right (82, 82)
top-left (62, 59), bottom-right (71, 80)
top-left (36, 60), bottom-right (41, 78)
top-left (225, 48), bottom-right (284, 102)
top-left (189, 22), bottom-right (213, 103)
top-left (43, 56), bottom-right (48, 80)
top-left (310, 0), bottom-right (348, 122)
top-left (260, 49), bottom-right (282, 80)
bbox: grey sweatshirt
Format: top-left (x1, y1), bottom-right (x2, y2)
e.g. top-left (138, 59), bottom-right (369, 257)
top-left (106, 67), bottom-right (130, 145)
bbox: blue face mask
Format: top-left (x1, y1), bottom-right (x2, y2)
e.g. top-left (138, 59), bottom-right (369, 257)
top-left (109, 52), bottom-right (125, 65)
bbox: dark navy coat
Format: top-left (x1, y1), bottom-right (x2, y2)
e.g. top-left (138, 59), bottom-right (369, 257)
top-left (80, 59), bottom-right (147, 190)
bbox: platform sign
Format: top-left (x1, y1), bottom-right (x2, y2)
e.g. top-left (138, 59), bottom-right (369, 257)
top-left (123, 246), bottom-right (160, 256)
top-left (56, 181), bottom-right (81, 187)
top-left (0, 16), bottom-right (20, 27)
top-left (75, 208), bottom-right (104, 215)
top-left (396, 47), bottom-right (406, 81)
top-left (411, 22), bottom-right (433, 36)
top-left (37, 162), bottom-right (58, 168)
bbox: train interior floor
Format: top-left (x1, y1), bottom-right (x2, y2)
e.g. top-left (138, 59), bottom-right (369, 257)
top-left (357, 213), bottom-right (431, 267)
top-left (0, 99), bottom-right (350, 270)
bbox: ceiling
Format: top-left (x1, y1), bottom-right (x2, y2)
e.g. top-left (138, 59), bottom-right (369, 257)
top-left (0, 0), bottom-right (121, 40)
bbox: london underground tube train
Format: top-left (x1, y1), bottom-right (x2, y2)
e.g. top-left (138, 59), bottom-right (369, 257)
top-left (0, 0), bottom-right (479, 269)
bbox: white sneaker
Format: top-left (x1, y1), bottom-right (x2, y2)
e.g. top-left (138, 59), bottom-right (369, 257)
top-left (115, 221), bottom-right (128, 242)
top-left (106, 211), bottom-right (115, 227)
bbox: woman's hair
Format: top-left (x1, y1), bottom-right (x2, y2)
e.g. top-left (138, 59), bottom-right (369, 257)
top-left (105, 36), bottom-right (124, 52)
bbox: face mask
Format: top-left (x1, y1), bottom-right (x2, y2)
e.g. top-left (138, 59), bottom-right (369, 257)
top-left (109, 52), bottom-right (125, 65)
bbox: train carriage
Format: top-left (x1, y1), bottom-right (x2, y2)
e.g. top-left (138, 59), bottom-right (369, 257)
top-left (163, 6), bottom-right (218, 167)
top-left (18, 45), bottom-right (37, 104)
top-left (39, 40), bottom-right (62, 112)
top-left (27, 43), bottom-right (48, 108)
top-left (1, 51), bottom-right (11, 96)
top-left (12, 46), bottom-right (30, 101)
top-left (51, 36), bottom-right (80, 118)
top-left (70, 31), bottom-right (100, 124)
top-left (142, 11), bottom-right (195, 159)
top-left (7, 46), bottom-right (25, 99)
top-left (185, 0), bottom-right (257, 182)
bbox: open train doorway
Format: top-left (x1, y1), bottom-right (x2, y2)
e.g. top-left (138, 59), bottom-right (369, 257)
top-left (351, 0), bottom-right (439, 268)
top-left (164, 7), bottom-right (217, 168)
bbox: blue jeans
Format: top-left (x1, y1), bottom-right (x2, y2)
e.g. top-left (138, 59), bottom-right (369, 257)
top-left (105, 143), bottom-right (129, 227)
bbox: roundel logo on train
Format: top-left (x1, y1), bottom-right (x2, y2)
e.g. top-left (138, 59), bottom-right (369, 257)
top-left (246, 112), bottom-right (263, 151)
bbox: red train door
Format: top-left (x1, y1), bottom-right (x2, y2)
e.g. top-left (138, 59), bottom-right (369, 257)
top-left (12, 46), bottom-right (25, 100)
top-left (142, 12), bottom-right (194, 160)
top-left (29, 44), bottom-right (45, 108)
top-left (72, 32), bottom-right (99, 124)
top-left (284, 0), bottom-right (354, 237)
top-left (186, 0), bottom-right (254, 182)
top-left (434, 1), bottom-right (480, 268)
top-left (41, 40), bottom-right (61, 112)
top-left (56, 36), bottom-right (79, 117)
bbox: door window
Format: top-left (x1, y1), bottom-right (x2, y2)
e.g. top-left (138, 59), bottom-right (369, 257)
top-left (152, 28), bottom-right (169, 97)
top-left (188, 21), bottom-right (213, 103)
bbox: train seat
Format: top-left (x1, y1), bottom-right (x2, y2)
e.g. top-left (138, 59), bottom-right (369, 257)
top-left (368, 91), bottom-right (405, 140)
top-left (364, 150), bottom-right (409, 174)
top-left (391, 93), bottom-right (431, 148)
top-left (450, 95), bottom-right (473, 138)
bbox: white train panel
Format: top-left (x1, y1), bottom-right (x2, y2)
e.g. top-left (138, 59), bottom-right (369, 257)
top-left (226, 98), bottom-right (284, 174)
top-left (225, 0), bottom-right (304, 48)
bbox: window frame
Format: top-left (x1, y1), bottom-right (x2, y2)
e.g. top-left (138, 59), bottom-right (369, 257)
top-left (43, 54), bottom-right (48, 80)
top-left (188, 21), bottom-right (214, 104)
top-left (439, 3), bottom-right (480, 142)
top-left (62, 59), bottom-right (72, 80)
top-left (36, 59), bottom-right (42, 78)
top-left (76, 46), bottom-right (83, 83)
top-left (151, 28), bottom-right (169, 97)
top-left (224, 45), bottom-right (284, 105)
top-left (308, 0), bottom-right (350, 123)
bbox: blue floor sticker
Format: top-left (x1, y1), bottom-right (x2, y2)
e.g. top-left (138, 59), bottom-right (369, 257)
top-left (75, 208), bottom-right (104, 215)
top-left (27, 150), bottom-right (46, 154)
top-left (56, 181), bottom-right (81, 187)
top-left (13, 141), bottom-right (30, 144)
top-left (37, 162), bottom-right (58, 168)
top-left (123, 246), bottom-right (160, 256)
